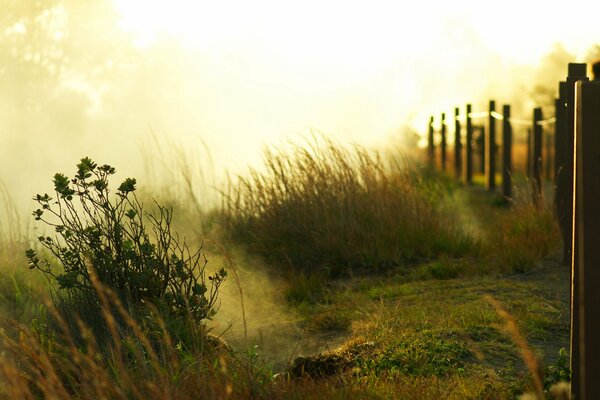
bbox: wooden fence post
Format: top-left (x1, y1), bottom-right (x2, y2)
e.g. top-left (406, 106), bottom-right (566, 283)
top-left (555, 82), bottom-right (567, 233)
top-left (479, 126), bottom-right (486, 175)
top-left (526, 128), bottom-right (532, 177)
top-left (567, 63), bottom-right (589, 400)
top-left (441, 112), bottom-right (447, 171)
top-left (555, 82), bottom-right (567, 183)
top-left (564, 64), bottom-right (589, 264)
top-left (545, 122), bottom-right (553, 181)
top-left (487, 100), bottom-right (496, 190)
top-left (572, 75), bottom-right (600, 400)
top-left (454, 107), bottom-right (462, 180)
top-left (428, 116), bottom-right (435, 168)
top-left (466, 104), bottom-right (473, 184)
top-left (502, 104), bottom-right (512, 201)
top-left (532, 107), bottom-right (543, 205)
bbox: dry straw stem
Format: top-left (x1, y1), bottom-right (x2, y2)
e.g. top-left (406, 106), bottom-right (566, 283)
top-left (0, 275), bottom-right (236, 399)
top-left (484, 294), bottom-right (544, 399)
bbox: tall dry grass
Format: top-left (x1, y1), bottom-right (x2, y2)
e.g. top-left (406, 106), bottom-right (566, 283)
top-left (140, 132), bottom-right (218, 233)
top-left (222, 135), bottom-right (472, 276)
top-left (0, 278), bottom-right (264, 400)
top-left (485, 200), bottom-right (560, 274)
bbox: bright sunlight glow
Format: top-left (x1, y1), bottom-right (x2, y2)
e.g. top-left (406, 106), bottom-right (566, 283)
top-left (111, 0), bottom-right (600, 165)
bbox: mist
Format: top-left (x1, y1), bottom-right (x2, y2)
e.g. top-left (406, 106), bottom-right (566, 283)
top-left (2, 0), bottom-right (599, 222)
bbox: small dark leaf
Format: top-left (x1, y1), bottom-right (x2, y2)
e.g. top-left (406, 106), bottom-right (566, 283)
top-left (92, 179), bottom-right (108, 192)
top-left (99, 164), bottom-right (115, 174)
top-left (76, 157), bottom-right (97, 180)
top-left (53, 173), bottom-right (76, 199)
top-left (118, 178), bottom-right (137, 194)
top-left (193, 283), bottom-right (207, 295)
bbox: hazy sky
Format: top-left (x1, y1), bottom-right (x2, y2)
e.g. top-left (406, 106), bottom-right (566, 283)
top-left (116, 0), bottom-right (599, 63)
top-left (113, 0), bottom-right (600, 148)
top-left (1, 0), bottom-right (599, 217)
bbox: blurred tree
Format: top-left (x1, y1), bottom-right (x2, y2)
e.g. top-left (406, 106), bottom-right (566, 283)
top-left (0, 0), bottom-right (145, 194)
top-left (0, 0), bottom-right (137, 132)
top-left (586, 44), bottom-right (600, 62)
top-left (529, 44), bottom-right (574, 107)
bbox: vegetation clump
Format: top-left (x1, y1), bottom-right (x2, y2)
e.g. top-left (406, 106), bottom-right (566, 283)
top-left (26, 157), bottom-right (226, 324)
top-left (223, 135), bottom-right (472, 277)
top-left (486, 201), bottom-right (560, 273)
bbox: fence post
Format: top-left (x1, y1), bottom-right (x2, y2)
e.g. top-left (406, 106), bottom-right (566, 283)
top-left (454, 107), bottom-right (462, 180)
top-left (466, 104), bottom-right (473, 184)
top-left (545, 121), bottom-right (553, 181)
top-left (555, 82), bottom-right (567, 228)
top-left (532, 107), bottom-right (543, 205)
top-left (502, 105), bottom-right (512, 201)
top-left (428, 116), bottom-right (435, 168)
top-left (564, 64), bottom-right (589, 264)
top-left (487, 100), bottom-right (496, 190)
top-left (526, 128), bottom-right (532, 177)
top-left (572, 74), bottom-right (600, 400)
top-left (479, 126), bottom-right (486, 175)
top-left (555, 82), bottom-right (567, 183)
top-left (441, 112), bottom-right (447, 171)
top-left (567, 63), bottom-right (589, 400)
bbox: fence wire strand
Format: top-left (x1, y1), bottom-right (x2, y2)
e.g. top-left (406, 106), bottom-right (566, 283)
top-left (430, 110), bottom-right (555, 131)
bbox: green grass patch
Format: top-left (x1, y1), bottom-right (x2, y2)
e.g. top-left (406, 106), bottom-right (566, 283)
top-left (354, 330), bottom-right (472, 377)
top-left (302, 258), bottom-right (570, 398)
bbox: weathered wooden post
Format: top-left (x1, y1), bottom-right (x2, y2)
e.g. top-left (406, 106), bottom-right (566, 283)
top-left (545, 123), bottom-right (553, 181)
top-left (487, 100), bottom-right (496, 190)
top-left (502, 104), bottom-right (512, 201)
top-left (428, 116), bottom-right (435, 168)
top-left (454, 107), bottom-right (462, 180)
top-left (466, 104), bottom-right (473, 185)
top-left (571, 66), bottom-right (600, 400)
top-left (526, 128), bottom-right (532, 177)
top-left (564, 64), bottom-right (588, 264)
top-left (554, 82), bottom-right (568, 266)
top-left (441, 112), bottom-right (447, 171)
top-left (532, 107), bottom-right (543, 205)
top-left (555, 82), bottom-right (567, 195)
top-left (479, 126), bottom-right (486, 175)
top-left (567, 63), bottom-right (589, 400)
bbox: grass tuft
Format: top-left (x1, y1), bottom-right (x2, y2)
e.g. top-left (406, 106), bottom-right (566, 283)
top-left (486, 201), bottom-right (560, 274)
top-left (222, 135), bottom-right (472, 277)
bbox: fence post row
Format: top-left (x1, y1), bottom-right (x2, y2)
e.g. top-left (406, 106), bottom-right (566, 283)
top-left (532, 107), bottom-right (543, 205)
top-left (487, 100), bottom-right (496, 190)
top-left (421, 61), bottom-right (600, 399)
top-left (572, 65), bottom-right (600, 400)
top-left (502, 104), bottom-right (512, 201)
top-left (441, 112), bottom-right (447, 171)
top-left (466, 104), bottom-right (473, 184)
top-left (454, 107), bottom-right (462, 179)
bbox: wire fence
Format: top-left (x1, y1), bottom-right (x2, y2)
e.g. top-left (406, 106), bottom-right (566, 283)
top-left (425, 61), bottom-right (600, 400)
top-left (426, 99), bottom-right (559, 202)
